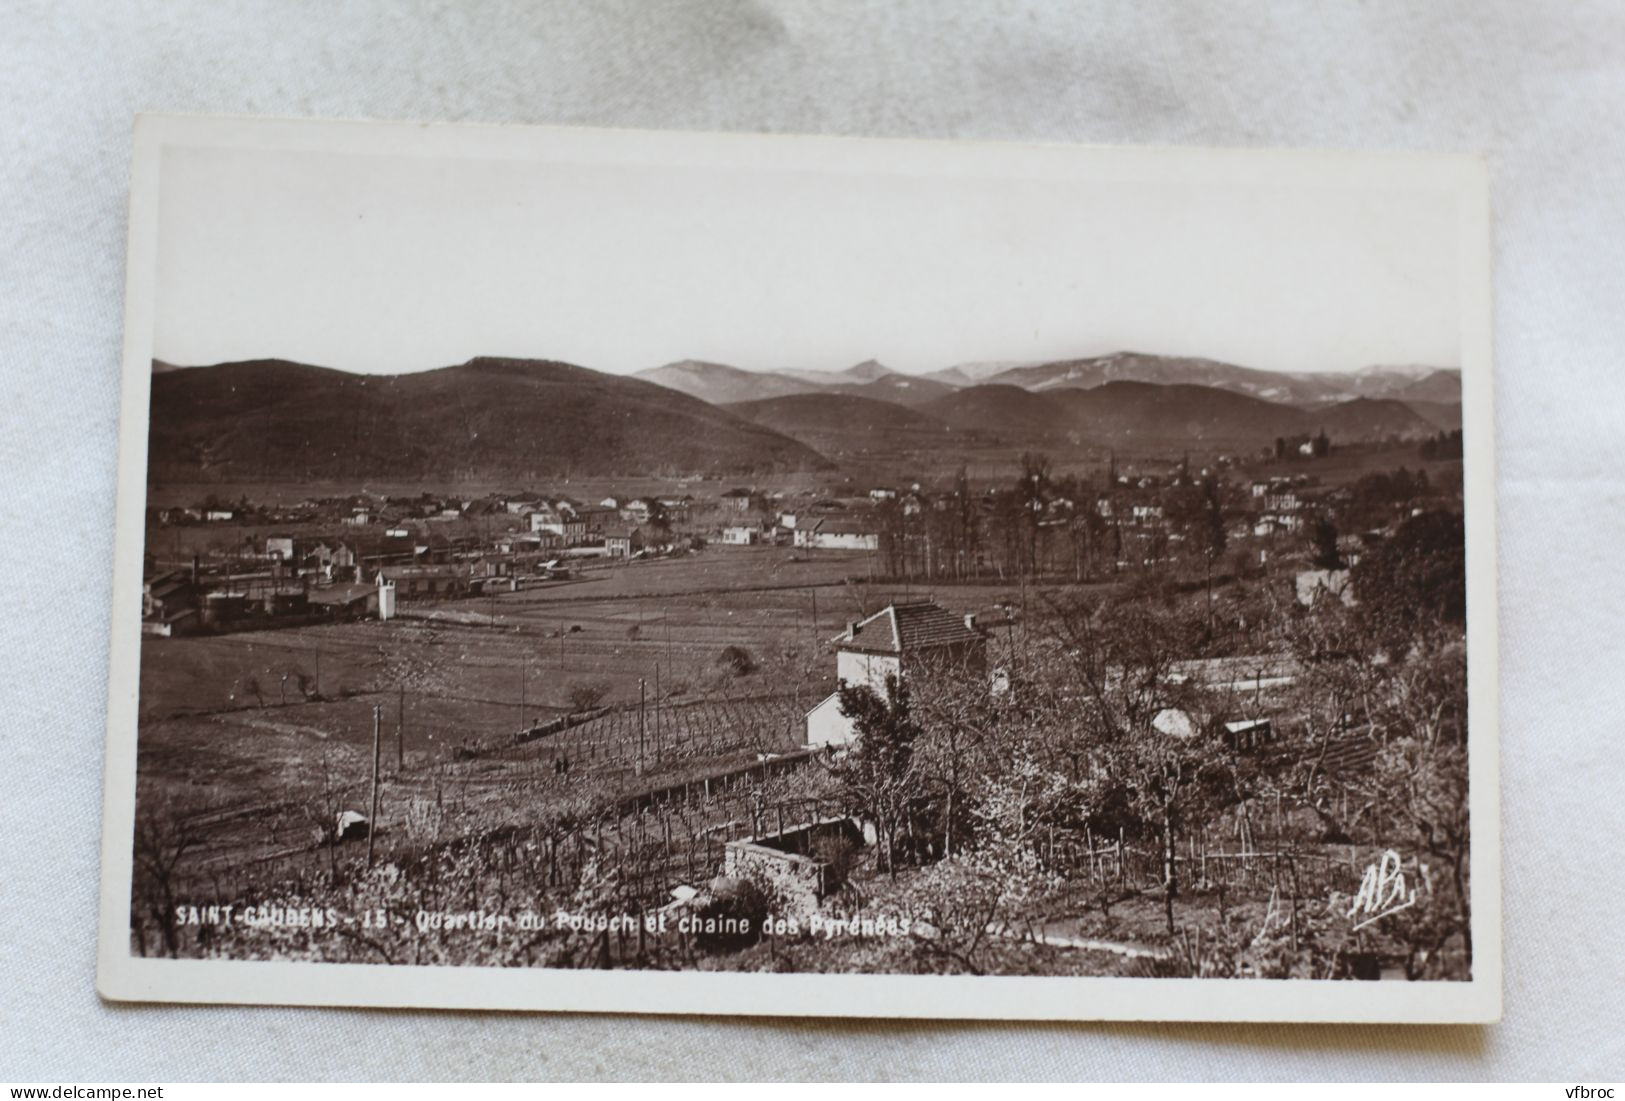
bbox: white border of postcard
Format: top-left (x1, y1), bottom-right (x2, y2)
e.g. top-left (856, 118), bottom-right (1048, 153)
top-left (97, 114), bottom-right (1500, 1022)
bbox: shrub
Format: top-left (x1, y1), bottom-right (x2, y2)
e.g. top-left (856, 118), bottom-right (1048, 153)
top-left (716, 645), bottom-right (757, 677)
top-left (566, 680), bottom-right (611, 712)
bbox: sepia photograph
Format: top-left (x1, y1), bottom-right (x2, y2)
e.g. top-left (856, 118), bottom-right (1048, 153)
top-left (97, 116), bottom-right (1497, 1021)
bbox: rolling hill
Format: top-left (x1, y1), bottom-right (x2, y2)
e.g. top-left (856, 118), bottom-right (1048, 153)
top-left (632, 360), bottom-right (813, 405)
top-left (922, 384), bottom-right (1075, 438)
top-left (1397, 399), bottom-right (1463, 432)
top-left (148, 357), bottom-right (830, 483)
top-left (836, 374), bottom-right (959, 405)
top-left (924, 381), bottom-right (1441, 448)
top-left (1299, 398), bottom-right (1439, 441)
top-left (726, 393), bottom-right (962, 457)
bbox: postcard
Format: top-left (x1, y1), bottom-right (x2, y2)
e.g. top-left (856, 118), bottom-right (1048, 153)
top-left (98, 115), bottom-right (1498, 1021)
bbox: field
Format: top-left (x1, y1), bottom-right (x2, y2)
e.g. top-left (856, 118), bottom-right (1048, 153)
top-left (135, 544), bottom-right (1033, 908)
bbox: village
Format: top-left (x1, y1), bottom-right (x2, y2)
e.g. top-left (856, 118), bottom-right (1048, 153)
top-left (132, 433), bottom-right (1469, 980)
top-left (141, 428), bottom-right (1458, 636)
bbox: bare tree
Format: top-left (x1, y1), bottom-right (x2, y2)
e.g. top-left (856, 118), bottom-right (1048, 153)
top-left (132, 790), bottom-right (201, 957)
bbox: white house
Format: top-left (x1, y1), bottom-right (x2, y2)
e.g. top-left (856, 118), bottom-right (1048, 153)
top-left (793, 515), bottom-right (880, 551)
top-left (721, 524), bottom-right (760, 545)
top-left (805, 600), bottom-right (985, 748)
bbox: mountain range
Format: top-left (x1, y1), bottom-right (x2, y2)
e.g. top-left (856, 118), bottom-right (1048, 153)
top-left (147, 357), bottom-right (829, 483)
top-left (635, 351), bottom-right (1458, 409)
top-left (636, 359), bottom-right (957, 406)
top-left (149, 352), bottom-right (1459, 483)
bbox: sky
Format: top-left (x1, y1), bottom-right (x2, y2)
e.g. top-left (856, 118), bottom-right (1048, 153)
top-left (153, 137), bottom-right (1464, 377)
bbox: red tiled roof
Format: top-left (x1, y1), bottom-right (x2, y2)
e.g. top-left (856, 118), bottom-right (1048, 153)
top-left (839, 600), bottom-right (981, 655)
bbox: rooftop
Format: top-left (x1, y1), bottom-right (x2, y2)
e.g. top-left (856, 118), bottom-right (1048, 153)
top-left (838, 600), bottom-right (982, 655)
top-left (811, 514), bottom-right (878, 535)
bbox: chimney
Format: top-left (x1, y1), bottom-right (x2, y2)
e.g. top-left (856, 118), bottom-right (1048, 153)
top-left (964, 612), bottom-right (978, 632)
top-left (845, 620), bottom-right (858, 640)
top-left (191, 554), bottom-right (199, 586)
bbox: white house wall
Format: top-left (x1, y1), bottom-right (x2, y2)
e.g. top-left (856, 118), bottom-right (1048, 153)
top-left (836, 650), bottom-right (900, 696)
top-left (805, 692), bottom-right (858, 748)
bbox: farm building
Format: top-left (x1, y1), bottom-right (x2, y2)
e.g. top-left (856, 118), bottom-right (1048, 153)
top-left (306, 580), bottom-right (380, 620)
top-left (721, 524), bottom-right (762, 545)
top-left (793, 515), bottom-right (880, 551)
top-left (805, 599), bottom-right (986, 748)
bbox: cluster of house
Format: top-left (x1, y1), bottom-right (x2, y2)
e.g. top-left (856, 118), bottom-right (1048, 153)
top-left (714, 488), bottom-right (897, 551)
top-left (141, 525), bottom-right (567, 635)
top-left (722, 510), bottom-right (883, 552)
top-left (141, 557), bottom-right (386, 637)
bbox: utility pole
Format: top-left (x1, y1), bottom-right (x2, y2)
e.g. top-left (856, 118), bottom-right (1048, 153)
top-left (638, 677), bottom-right (646, 775)
top-left (654, 664), bottom-right (661, 761)
top-left (519, 656), bottom-right (527, 731)
top-left (397, 684), bottom-right (405, 773)
top-left (367, 704), bottom-right (382, 868)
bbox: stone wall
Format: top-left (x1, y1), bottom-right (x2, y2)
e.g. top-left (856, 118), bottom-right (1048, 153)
top-left (722, 818), bottom-right (863, 914)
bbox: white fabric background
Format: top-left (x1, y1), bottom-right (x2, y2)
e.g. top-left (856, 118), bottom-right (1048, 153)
top-left (2, 0), bottom-right (1622, 1081)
